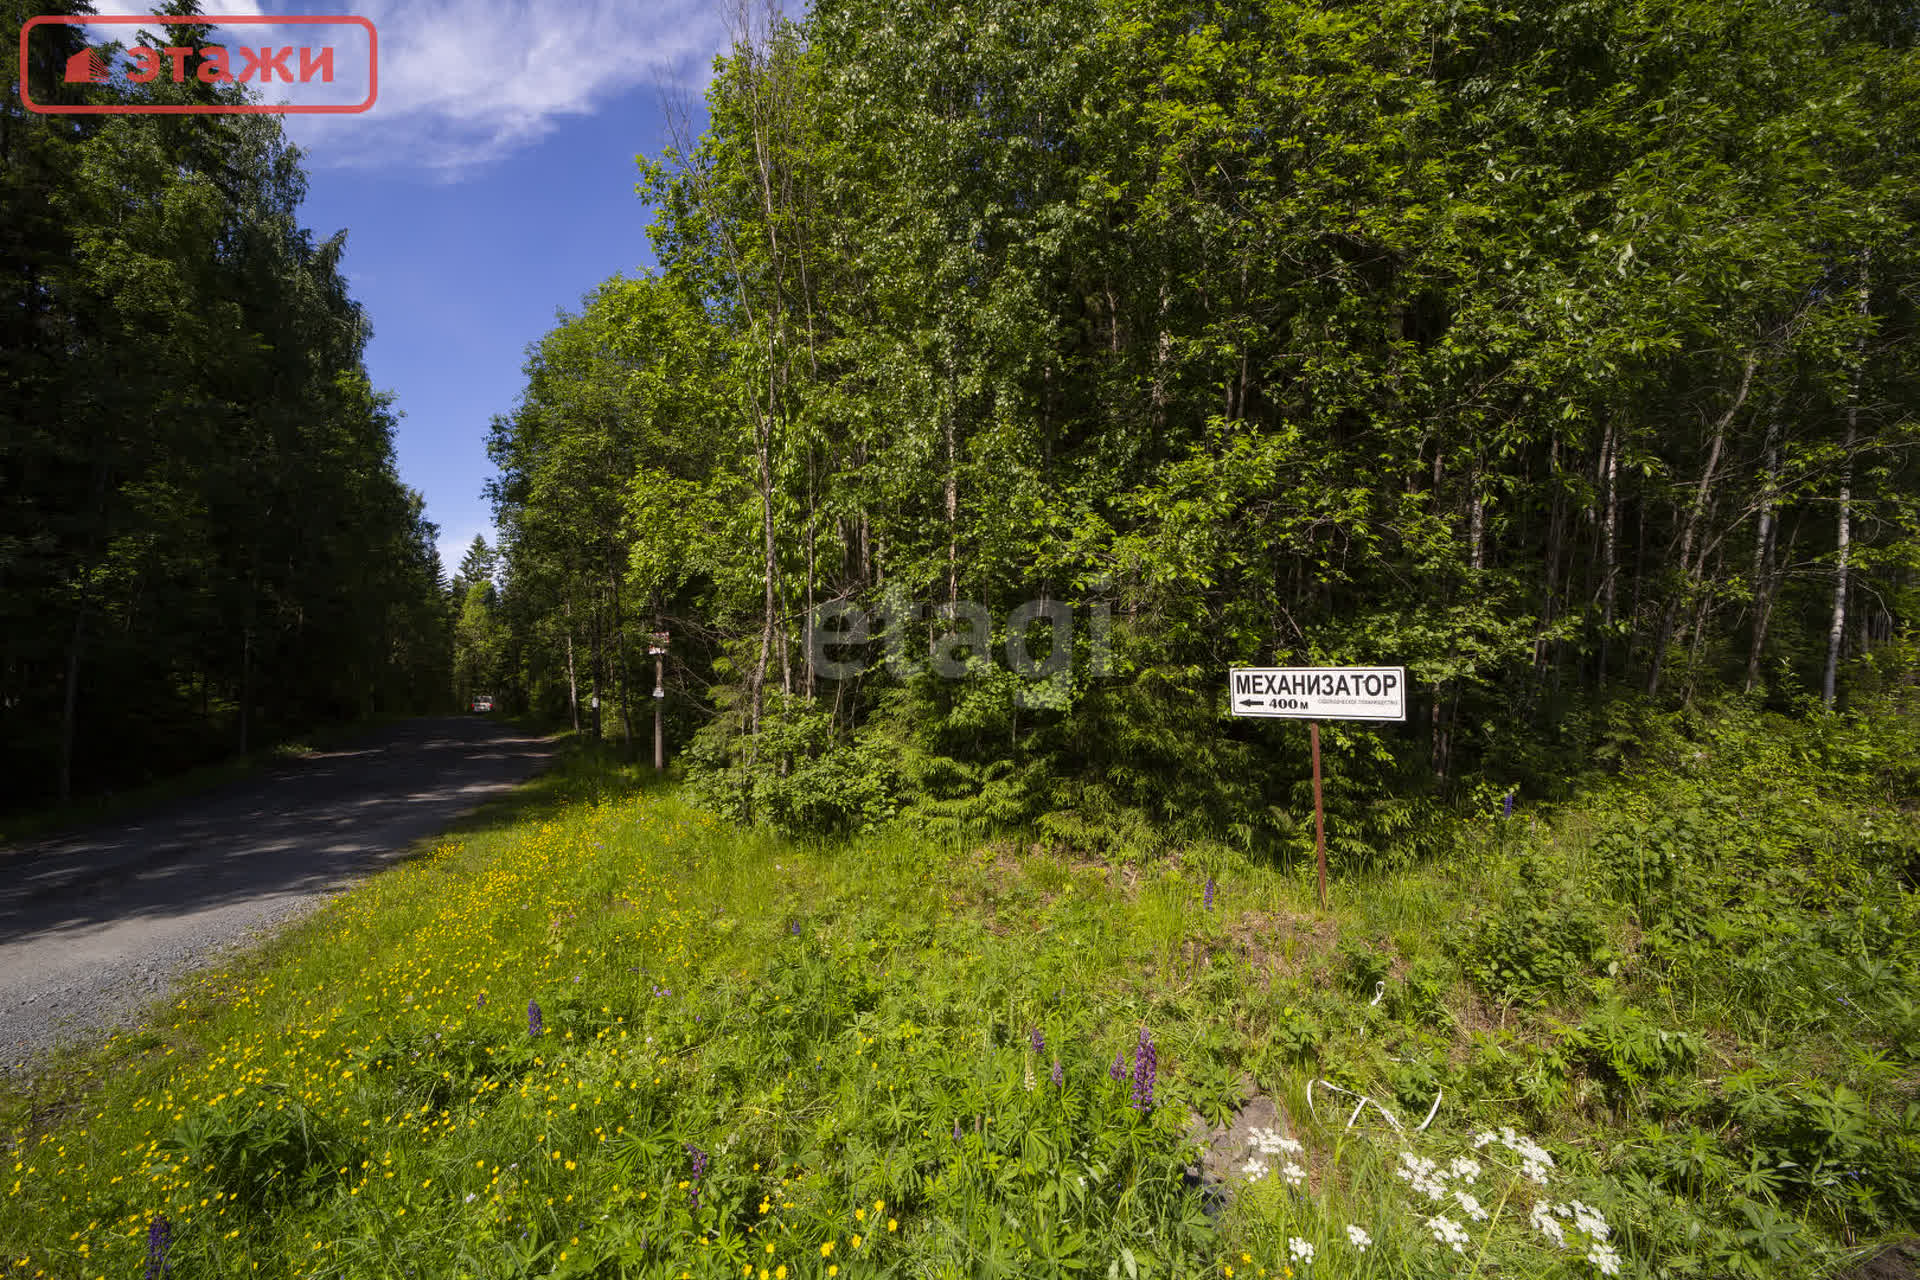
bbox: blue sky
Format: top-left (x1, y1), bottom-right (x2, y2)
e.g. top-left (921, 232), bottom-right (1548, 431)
top-left (86, 0), bottom-right (731, 577)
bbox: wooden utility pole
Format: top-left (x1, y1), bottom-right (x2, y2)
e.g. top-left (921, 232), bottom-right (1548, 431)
top-left (1309, 721), bottom-right (1328, 909)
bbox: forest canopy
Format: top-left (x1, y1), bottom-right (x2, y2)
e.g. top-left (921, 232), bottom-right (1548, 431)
top-left (484, 0), bottom-right (1919, 852)
top-left (1, 2), bottom-right (452, 809)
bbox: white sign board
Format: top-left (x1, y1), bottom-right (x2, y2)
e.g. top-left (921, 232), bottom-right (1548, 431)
top-left (1229, 667), bottom-right (1407, 721)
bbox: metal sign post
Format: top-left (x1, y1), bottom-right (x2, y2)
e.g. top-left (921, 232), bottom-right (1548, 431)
top-left (1229, 666), bottom-right (1408, 908)
top-left (647, 631), bottom-right (669, 773)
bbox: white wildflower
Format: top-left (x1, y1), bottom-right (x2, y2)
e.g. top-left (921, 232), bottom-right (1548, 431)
top-left (1570, 1200), bottom-right (1611, 1241)
top-left (1498, 1130), bottom-right (1557, 1181)
top-left (1281, 1161), bottom-right (1307, 1187)
top-left (1427, 1214), bottom-right (1471, 1253)
top-left (1396, 1151), bottom-right (1448, 1201)
top-left (1448, 1156), bottom-right (1483, 1184)
top-left (464, 1192), bottom-right (478, 1204)
top-left (1454, 1189), bottom-right (1489, 1222)
top-left (1531, 1201), bottom-right (1566, 1248)
top-left (1249, 1126), bottom-right (1304, 1157)
top-left (1289, 1237), bottom-right (1315, 1265)
top-left (1587, 1241), bottom-right (1622, 1276)
top-left (1241, 1157), bottom-right (1269, 1178)
top-left (1345, 1225), bottom-right (1372, 1253)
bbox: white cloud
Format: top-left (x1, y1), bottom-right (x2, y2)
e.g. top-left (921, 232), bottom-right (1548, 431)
top-left (81, 0), bottom-right (731, 180)
top-left (290, 0), bottom-right (729, 179)
top-left (83, 0), bottom-right (270, 14)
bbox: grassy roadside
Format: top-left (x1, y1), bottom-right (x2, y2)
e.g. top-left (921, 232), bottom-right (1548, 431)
top-left (1, 709), bottom-right (1915, 1280)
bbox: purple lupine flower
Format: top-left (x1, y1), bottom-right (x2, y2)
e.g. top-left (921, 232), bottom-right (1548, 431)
top-left (1204, 877), bottom-right (1215, 911)
top-left (953, 1118), bottom-right (963, 1141)
top-left (1051, 1059), bottom-right (1063, 1087)
top-left (1109, 1049), bottom-right (1127, 1083)
top-left (1503, 791), bottom-right (1514, 819)
top-left (145, 1215), bottom-right (172, 1279)
top-left (476, 993), bottom-right (486, 1008)
top-left (790, 920), bottom-right (801, 936)
top-left (686, 1143), bottom-right (708, 1209)
top-left (1030, 1027), bottom-right (1044, 1055)
top-left (528, 999), bottom-right (543, 1037)
top-left (1131, 1026), bottom-right (1157, 1111)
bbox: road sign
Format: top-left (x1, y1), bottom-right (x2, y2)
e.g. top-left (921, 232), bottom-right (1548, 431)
top-left (1228, 666), bottom-right (1406, 721)
top-left (1229, 665), bottom-right (1409, 909)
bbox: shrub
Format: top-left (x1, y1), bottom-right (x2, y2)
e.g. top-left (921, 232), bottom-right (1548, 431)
top-left (1452, 880), bottom-right (1611, 1005)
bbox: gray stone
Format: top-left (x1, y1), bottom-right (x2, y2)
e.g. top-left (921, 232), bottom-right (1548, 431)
top-left (1184, 1088), bottom-right (1299, 1212)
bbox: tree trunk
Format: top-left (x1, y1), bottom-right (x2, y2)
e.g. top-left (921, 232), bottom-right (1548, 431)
top-left (945, 404), bottom-right (959, 612)
top-left (240, 601), bottom-right (255, 756)
top-left (1650, 352), bottom-right (1755, 695)
top-left (1150, 282), bottom-right (1172, 433)
top-left (750, 399), bottom-right (777, 746)
top-left (1824, 250), bottom-right (1869, 711)
top-left (1536, 431), bottom-right (1566, 676)
top-left (1468, 480), bottom-right (1485, 571)
top-left (57, 595), bottom-right (88, 806)
top-left (1430, 447), bottom-right (1448, 776)
top-left (804, 448), bottom-right (817, 700)
top-left (563, 591), bottom-right (580, 732)
top-left (590, 598), bottom-right (603, 739)
top-left (611, 560), bottom-right (635, 756)
top-left (1823, 474), bottom-right (1852, 711)
top-left (1598, 418), bottom-right (1620, 683)
top-left (1745, 407), bottom-right (1782, 692)
top-left (1682, 536), bottom-right (1725, 706)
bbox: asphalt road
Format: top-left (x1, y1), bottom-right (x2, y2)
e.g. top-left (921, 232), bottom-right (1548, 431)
top-left (0, 716), bottom-right (556, 1073)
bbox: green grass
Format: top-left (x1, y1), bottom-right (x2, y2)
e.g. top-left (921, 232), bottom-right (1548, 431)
top-left (2, 709), bottom-right (1915, 1280)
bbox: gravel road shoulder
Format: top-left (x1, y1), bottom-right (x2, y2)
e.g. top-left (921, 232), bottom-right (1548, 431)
top-left (0, 716), bottom-right (556, 1074)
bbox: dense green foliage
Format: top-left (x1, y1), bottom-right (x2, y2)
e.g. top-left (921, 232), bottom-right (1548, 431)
top-left (1, 1), bottom-right (451, 810)
top-left (483, 0), bottom-right (1920, 850)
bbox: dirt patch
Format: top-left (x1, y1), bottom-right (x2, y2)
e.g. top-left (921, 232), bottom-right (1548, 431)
top-left (1224, 909), bottom-right (1340, 976)
top-left (1838, 1240), bottom-right (1920, 1280)
top-left (1452, 987), bottom-right (1513, 1039)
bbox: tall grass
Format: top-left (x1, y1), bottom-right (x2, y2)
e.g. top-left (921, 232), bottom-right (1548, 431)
top-left (3, 706), bottom-right (1915, 1279)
